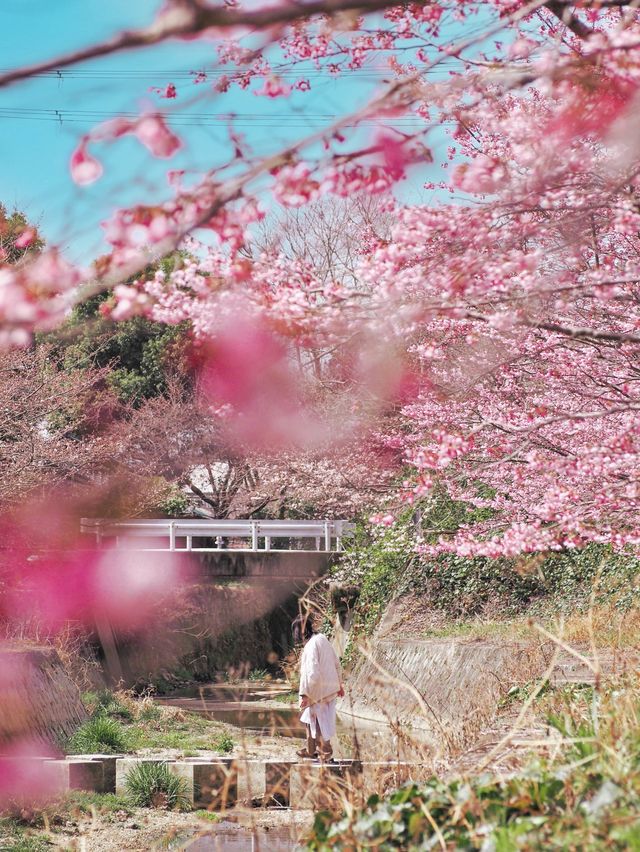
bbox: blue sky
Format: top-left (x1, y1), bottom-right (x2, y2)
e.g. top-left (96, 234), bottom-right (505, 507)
top-left (0, 1), bottom-right (491, 265)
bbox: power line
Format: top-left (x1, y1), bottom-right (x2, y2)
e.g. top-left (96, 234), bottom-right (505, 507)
top-left (0, 107), bottom-right (451, 129)
top-left (0, 62), bottom-right (462, 81)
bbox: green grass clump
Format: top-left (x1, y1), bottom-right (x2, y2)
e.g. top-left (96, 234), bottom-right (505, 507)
top-left (0, 820), bottom-right (51, 852)
top-left (68, 715), bottom-right (129, 754)
top-left (124, 762), bottom-right (190, 810)
top-left (60, 791), bottom-right (133, 818)
top-left (81, 689), bottom-right (133, 721)
top-left (248, 668), bottom-right (269, 681)
top-left (195, 810), bottom-right (220, 822)
top-left (137, 702), bottom-right (162, 722)
top-left (127, 711), bottom-right (228, 752)
top-left (212, 732), bottom-right (234, 754)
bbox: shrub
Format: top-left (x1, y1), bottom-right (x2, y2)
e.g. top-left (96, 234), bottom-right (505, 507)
top-left (124, 762), bottom-right (190, 810)
top-left (67, 716), bottom-right (129, 754)
top-left (336, 506), bottom-right (640, 637)
top-left (212, 733), bottom-right (234, 754)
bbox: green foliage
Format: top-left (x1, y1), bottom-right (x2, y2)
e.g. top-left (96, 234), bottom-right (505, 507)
top-left (137, 703), bottom-right (163, 722)
top-left (337, 515), bottom-right (415, 641)
top-left (0, 820), bottom-right (51, 852)
top-left (336, 495), bottom-right (640, 641)
top-left (407, 544), bottom-right (640, 618)
top-left (307, 745), bottom-right (636, 849)
top-left (248, 668), bottom-right (270, 681)
top-left (127, 710), bottom-right (227, 753)
top-left (59, 791), bottom-right (132, 817)
top-left (124, 762), bottom-right (190, 810)
top-left (82, 689), bottom-right (134, 721)
top-left (0, 791), bottom-right (132, 845)
top-left (158, 488), bottom-right (190, 517)
top-left (48, 255), bottom-right (194, 407)
top-left (67, 716), bottom-right (129, 754)
top-left (274, 691), bottom-right (298, 704)
top-left (335, 489), bottom-right (507, 645)
top-left (195, 810), bottom-right (220, 822)
top-left (212, 732), bottom-right (234, 754)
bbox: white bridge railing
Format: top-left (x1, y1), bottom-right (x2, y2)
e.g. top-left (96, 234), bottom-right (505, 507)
top-left (80, 518), bottom-right (355, 553)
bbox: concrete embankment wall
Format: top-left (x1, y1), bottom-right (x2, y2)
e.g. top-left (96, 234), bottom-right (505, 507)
top-left (0, 646), bottom-right (87, 749)
top-left (340, 638), bottom-right (547, 754)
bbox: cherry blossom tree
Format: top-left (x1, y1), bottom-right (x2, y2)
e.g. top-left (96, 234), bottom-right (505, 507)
top-left (3, 0), bottom-right (640, 559)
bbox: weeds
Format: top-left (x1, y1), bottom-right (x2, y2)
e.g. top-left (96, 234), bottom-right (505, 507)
top-left (81, 689), bottom-right (134, 721)
top-left (248, 668), bottom-right (270, 681)
top-left (67, 715), bottom-right (128, 754)
top-left (212, 733), bottom-right (234, 754)
top-left (419, 606), bottom-right (640, 649)
top-left (124, 762), bottom-right (190, 810)
top-left (274, 692), bottom-right (298, 704)
top-left (309, 674), bottom-right (640, 849)
top-left (195, 810), bottom-right (220, 822)
top-left (0, 831), bottom-right (50, 852)
top-left (73, 688), bottom-right (232, 755)
top-left (0, 818), bottom-right (50, 852)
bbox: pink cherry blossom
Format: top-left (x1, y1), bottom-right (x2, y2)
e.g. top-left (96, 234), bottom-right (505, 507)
top-left (69, 139), bottom-right (103, 186)
top-left (254, 77), bottom-right (293, 97)
top-left (134, 114), bottom-right (183, 158)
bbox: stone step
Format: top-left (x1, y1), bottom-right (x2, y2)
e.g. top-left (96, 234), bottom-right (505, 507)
top-left (114, 757), bottom-right (419, 810)
top-left (3, 754), bottom-right (423, 809)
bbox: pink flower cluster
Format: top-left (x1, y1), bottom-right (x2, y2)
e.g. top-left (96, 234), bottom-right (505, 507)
top-left (70, 114), bottom-right (182, 186)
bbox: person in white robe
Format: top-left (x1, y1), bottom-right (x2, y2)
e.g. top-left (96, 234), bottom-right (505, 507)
top-left (293, 614), bottom-right (344, 762)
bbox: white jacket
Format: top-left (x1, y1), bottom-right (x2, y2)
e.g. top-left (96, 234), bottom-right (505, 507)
top-left (299, 633), bottom-right (342, 705)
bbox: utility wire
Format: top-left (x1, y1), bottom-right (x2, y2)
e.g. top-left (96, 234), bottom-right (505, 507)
top-left (0, 107), bottom-right (452, 128)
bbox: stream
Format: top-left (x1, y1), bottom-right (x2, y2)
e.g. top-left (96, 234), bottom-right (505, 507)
top-left (157, 680), bottom-right (430, 849)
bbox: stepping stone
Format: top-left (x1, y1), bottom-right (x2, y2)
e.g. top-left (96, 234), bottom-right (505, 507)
top-left (290, 760), bottom-right (364, 810)
top-left (235, 758), bottom-right (267, 805)
top-left (67, 754), bottom-right (125, 793)
top-left (47, 759), bottom-right (105, 793)
top-left (169, 759), bottom-right (237, 810)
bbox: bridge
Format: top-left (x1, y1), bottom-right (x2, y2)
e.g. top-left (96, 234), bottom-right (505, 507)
top-left (80, 518), bottom-right (354, 564)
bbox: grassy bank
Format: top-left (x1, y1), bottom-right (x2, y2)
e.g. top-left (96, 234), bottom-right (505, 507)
top-left (308, 673), bottom-right (640, 849)
top-left (65, 689), bottom-right (236, 756)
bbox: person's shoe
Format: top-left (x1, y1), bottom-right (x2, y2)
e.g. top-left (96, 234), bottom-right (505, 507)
top-left (296, 748), bottom-right (318, 759)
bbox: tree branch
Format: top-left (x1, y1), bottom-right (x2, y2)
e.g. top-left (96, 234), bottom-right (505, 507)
top-left (465, 310), bottom-right (640, 344)
top-left (0, 0), bottom-right (429, 91)
top-left (544, 0), bottom-right (593, 38)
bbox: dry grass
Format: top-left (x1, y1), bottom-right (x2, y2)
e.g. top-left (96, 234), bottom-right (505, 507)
top-left (420, 604), bottom-right (640, 650)
top-left (560, 604), bottom-right (640, 648)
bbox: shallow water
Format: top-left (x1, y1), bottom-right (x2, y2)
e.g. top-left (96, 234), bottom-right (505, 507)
top-left (185, 822), bottom-right (302, 851)
top-left (158, 683), bottom-right (304, 739)
top-left (158, 681), bottom-right (431, 762)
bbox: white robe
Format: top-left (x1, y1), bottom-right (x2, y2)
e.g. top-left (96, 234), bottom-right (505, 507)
top-left (299, 633), bottom-right (341, 739)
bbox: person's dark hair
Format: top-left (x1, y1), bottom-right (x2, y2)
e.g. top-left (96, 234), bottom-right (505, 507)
top-left (292, 613), bottom-right (314, 645)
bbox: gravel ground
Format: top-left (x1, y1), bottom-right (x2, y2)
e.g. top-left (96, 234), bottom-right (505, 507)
top-left (39, 806), bottom-right (314, 851)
